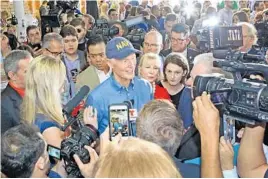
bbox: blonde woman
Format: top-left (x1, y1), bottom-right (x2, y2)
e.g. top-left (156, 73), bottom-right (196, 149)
top-left (138, 53), bottom-right (170, 100)
top-left (22, 55), bottom-right (97, 148)
top-left (99, 2), bottom-right (109, 20)
top-left (94, 137), bottom-right (181, 178)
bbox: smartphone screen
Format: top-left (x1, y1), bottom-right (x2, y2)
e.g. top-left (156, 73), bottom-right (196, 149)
top-left (223, 118), bottom-right (236, 144)
top-left (47, 145), bottom-right (61, 160)
top-left (109, 104), bottom-right (130, 139)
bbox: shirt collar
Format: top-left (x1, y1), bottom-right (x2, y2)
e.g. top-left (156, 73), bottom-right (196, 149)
top-left (9, 82), bottom-right (25, 97)
top-left (95, 67), bottom-right (112, 75)
top-left (110, 73), bottom-right (135, 91)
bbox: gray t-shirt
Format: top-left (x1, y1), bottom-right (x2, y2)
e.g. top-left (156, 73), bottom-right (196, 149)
top-left (218, 7), bottom-right (233, 25)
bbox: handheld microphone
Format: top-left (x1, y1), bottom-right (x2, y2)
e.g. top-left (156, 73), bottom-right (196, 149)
top-left (62, 86), bottom-right (90, 116)
top-left (123, 100), bottom-right (134, 108)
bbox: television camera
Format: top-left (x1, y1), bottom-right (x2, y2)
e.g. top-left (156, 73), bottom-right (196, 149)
top-left (41, 1), bottom-right (79, 37)
top-left (193, 25), bottom-right (268, 125)
top-left (48, 86), bottom-right (99, 178)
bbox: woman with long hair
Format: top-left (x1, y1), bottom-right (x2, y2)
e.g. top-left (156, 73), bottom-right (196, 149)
top-left (160, 53), bottom-right (189, 109)
top-left (138, 53), bottom-right (170, 100)
top-left (22, 55), bottom-right (96, 148)
top-left (94, 137), bottom-right (181, 178)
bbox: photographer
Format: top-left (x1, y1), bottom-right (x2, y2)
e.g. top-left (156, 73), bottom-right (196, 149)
top-left (136, 99), bottom-right (200, 177)
top-left (26, 25), bottom-right (43, 57)
top-left (70, 18), bottom-right (88, 51)
top-left (238, 123), bottom-right (268, 177)
top-left (237, 22), bottom-right (259, 53)
top-left (192, 92), bottom-right (223, 178)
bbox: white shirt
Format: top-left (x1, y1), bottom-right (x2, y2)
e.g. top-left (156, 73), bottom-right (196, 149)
top-left (95, 67), bottom-right (112, 83)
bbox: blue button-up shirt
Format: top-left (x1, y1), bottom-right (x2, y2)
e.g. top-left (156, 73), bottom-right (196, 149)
top-left (86, 74), bottom-right (153, 134)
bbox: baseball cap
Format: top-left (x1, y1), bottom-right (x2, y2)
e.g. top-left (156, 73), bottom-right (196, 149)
top-left (106, 37), bottom-right (141, 60)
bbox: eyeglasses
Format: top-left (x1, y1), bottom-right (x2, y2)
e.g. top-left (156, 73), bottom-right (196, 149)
top-left (143, 42), bottom-right (160, 48)
top-left (46, 48), bottom-right (62, 58)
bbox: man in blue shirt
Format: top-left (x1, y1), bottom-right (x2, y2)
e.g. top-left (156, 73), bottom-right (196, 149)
top-left (86, 37), bottom-right (153, 134)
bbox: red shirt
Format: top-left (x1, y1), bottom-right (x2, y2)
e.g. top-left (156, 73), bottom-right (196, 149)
top-left (9, 82), bottom-right (25, 97)
top-left (154, 84), bottom-right (171, 100)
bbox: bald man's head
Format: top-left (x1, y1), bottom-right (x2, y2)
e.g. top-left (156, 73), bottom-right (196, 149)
top-left (143, 30), bottom-right (163, 54)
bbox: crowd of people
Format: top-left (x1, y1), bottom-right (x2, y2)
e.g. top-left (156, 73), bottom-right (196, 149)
top-left (1, 0), bottom-right (268, 178)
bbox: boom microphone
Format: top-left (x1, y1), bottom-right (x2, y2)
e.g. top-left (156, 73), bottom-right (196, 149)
top-left (63, 86), bottom-right (90, 115)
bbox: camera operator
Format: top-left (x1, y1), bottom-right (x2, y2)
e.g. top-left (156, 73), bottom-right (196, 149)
top-left (161, 23), bottom-right (191, 58)
top-left (26, 25), bottom-right (43, 57)
top-left (1, 50), bottom-right (32, 134)
top-left (238, 123), bottom-right (268, 177)
top-left (86, 37), bottom-right (153, 134)
top-left (192, 92), bottom-right (223, 178)
top-left (237, 22), bottom-right (259, 53)
top-left (82, 14), bottom-right (95, 31)
top-left (42, 33), bottom-right (64, 61)
top-left (111, 21), bottom-right (127, 37)
top-left (160, 13), bottom-right (178, 50)
top-left (70, 18), bottom-right (88, 51)
top-left (1, 124), bottom-right (52, 178)
top-left (76, 35), bottom-right (111, 91)
top-left (180, 53), bottom-right (232, 129)
top-left (136, 99), bottom-right (200, 177)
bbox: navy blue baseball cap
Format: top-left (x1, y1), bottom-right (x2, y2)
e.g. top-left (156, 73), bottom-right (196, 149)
top-left (106, 37), bottom-right (141, 60)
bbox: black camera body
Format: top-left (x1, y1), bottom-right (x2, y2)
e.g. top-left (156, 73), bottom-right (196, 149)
top-left (61, 125), bottom-right (98, 177)
top-left (193, 58), bottom-right (268, 124)
top-left (86, 19), bottom-right (119, 43)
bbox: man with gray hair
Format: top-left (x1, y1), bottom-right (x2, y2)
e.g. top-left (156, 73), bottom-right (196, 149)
top-left (136, 99), bottom-right (200, 178)
top-left (1, 50), bottom-right (32, 133)
top-left (42, 32), bottom-right (64, 61)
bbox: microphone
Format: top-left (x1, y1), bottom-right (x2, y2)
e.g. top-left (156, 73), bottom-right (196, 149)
top-left (123, 100), bottom-right (134, 108)
top-left (62, 86), bottom-right (90, 116)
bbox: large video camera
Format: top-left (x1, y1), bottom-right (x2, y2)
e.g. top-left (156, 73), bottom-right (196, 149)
top-left (86, 16), bottom-right (148, 47)
top-left (86, 18), bottom-right (119, 42)
top-left (48, 86), bottom-right (99, 178)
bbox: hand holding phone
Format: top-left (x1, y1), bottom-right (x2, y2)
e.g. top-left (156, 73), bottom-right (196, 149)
top-left (109, 103), bottom-right (130, 140)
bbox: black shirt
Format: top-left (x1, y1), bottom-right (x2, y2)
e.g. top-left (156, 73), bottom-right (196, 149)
top-left (159, 83), bottom-right (184, 109)
top-left (78, 38), bottom-right (87, 51)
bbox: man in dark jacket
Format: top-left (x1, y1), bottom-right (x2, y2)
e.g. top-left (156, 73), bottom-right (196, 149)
top-left (1, 50), bottom-right (32, 133)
